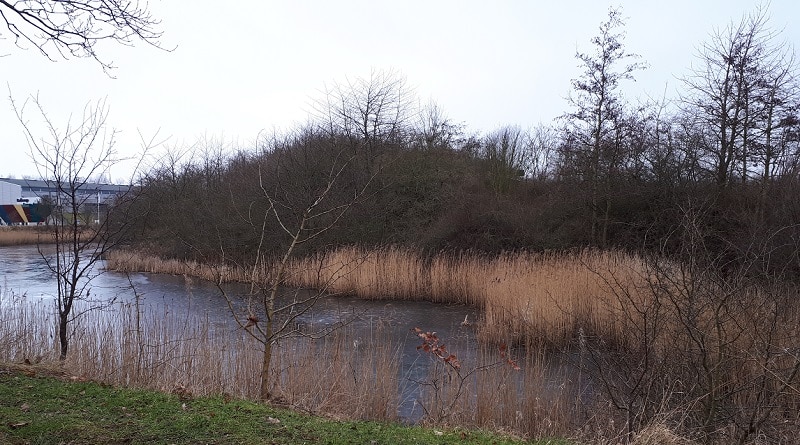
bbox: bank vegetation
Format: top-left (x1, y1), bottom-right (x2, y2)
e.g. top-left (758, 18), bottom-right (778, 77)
top-left (5, 5), bottom-right (800, 444)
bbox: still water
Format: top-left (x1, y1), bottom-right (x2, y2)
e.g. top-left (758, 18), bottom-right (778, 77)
top-left (0, 245), bottom-right (480, 419)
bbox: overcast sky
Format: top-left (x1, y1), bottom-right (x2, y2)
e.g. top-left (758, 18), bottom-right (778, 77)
top-left (2, 1), bottom-right (798, 182)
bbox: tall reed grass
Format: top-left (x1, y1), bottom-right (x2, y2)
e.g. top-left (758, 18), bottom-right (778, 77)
top-left (0, 226), bottom-right (96, 246)
top-left (286, 247), bottom-right (649, 347)
top-left (0, 290), bottom-right (400, 421)
top-left (0, 286), bottom-right (585, 439)
top-left (106, 249), bottom-right (258, 283)
top-left (0, 226), bottom-right (52, 246)
top-left (412, 339), bottom-right (577, 439)
top-left (102, 246), bottom-right (800, 440)
top-left (107, 247), bottom-right (647, 348)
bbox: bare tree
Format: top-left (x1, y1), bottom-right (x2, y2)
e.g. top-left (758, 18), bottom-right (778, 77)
top-left (681, 5), bottom-right (798, 188)
top-left (215, 125), bottom-right (377, 401)
top-left (11, 93), bottom-right (149, 360)
top-left (525, 124), bottom-right (557, 181)
top-left (559, 7), bottom-right (646, 246)
top-left (1, 0), bottom-right (164, 72)
top-left (580, 203), bottom-right (800, 443)
top-left (412, 99), bottom-right (464, 151)
top-left (312, 69), bottom-right (415, 158)
top-left (481, 125), bottom-right (528, 194)
top-left (213, 73), bottom-right (417, 400)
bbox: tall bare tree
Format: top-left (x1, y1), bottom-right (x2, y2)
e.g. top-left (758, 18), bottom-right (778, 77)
top-left (312, 69), bottom-right (415, 159)
top-left (213, 123), bottom-right (381, 401)
top-left (481, 125), bottom-right (528, 195)
top-left (681, 5), bottom-right (798, 188)
top-left (413, 99), bottom-right (463, 151)
top-left (11, 94), bottom-right (148, 360)
top-left (559, 7), bottom-right (646, 246)
top-left (526, 124), bottom-right (557, 181)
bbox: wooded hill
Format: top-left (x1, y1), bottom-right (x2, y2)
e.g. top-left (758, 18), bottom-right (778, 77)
top-left (119, 8), bottom-right (800, 280)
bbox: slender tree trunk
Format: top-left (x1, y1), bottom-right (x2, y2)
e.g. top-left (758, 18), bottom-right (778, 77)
top-left (58, 313), bottom-right (69, 361)
top-left (259, 214), bottom-right (306, 401)
top-left (260, 322), bottom-right (273, 400)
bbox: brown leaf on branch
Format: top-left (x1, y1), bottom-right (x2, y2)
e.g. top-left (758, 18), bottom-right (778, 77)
top-left (245, 315), bottom-right (260, 328)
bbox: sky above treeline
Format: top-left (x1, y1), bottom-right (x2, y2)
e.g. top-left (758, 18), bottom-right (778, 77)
top-left (2, 1), bottom-right (799, 182)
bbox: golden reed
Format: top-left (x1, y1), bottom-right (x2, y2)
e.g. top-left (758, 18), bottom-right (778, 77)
top-left (286, 246), bottom-right (646, 346)
top-left (0, 226), bottom-right (53, 246)
top-left (0, 226), bottom-right (96, 246)
top-left (0, 289), bottom-right (574, 438)
top-left (107, 246), bottom-right (648, 347)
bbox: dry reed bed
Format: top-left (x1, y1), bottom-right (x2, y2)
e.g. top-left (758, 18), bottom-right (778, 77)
top-left (0, 226), bottom-right (52, 246)
top-left (0, 290), bottom-right (575, 438)
top-left (107, 247), bottom-right (647, 346)
top-left (286, 247), bottom-right (646, 346)
top-left (110, 246), bottom-right (796, 359)
top-left (0, 292), bottom-right (401, 422)
top-left (33, 248), bottom-right (800, 440)
top-left (118, 248), bottom-right (800, 424)
top-left (0, 226), bottom-right (96, 246)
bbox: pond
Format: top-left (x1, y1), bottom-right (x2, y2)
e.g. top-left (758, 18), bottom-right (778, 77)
top-left (0, 244), bottom-right (487, 420)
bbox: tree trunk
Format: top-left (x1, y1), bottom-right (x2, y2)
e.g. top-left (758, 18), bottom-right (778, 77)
top-left (260, 327), bottom-right (273, 400)
top-left (58, 313), bottom-right (69, 361)
top-left (258, 214), bottom-right (306, 400)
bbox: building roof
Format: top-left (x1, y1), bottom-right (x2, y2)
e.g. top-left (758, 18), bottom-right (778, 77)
top-left (0, 177), bottom-right (130, 194)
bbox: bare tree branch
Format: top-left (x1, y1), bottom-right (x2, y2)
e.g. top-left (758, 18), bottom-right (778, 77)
top-left (1, 0), bottom-right (166, 74)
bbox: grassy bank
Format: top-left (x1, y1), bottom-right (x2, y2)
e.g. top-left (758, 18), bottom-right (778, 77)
top-left (0, 365), bottom-right (550, 445)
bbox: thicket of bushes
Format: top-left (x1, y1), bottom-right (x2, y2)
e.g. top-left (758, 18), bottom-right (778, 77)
top-left (119, 7), bottom-right (800, 276)
top-left (119, 120), bottom-right (800, 282)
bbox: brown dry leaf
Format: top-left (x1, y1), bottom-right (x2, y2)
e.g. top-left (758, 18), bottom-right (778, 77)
top-left (9, 422), bottom-right (29, 429)
top-left (19, 403), bottom-right (30, 412)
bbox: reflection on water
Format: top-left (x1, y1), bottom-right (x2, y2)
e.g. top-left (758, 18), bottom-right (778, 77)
top-left (0, 245), bottom-right (481, 420)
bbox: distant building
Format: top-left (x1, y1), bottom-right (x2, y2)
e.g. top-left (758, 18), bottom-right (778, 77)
top-left (0, 180), bottom-right (22, 205)
top-left (0, 178), bottom-right (131, 225)
top-left (0, 178), bottom-right (130, 204)
top-left (0, 179), bottom-right (46, 224)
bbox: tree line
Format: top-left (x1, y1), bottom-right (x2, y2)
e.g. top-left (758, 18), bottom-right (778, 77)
top-left (117, 7), bottom-right (799, 279)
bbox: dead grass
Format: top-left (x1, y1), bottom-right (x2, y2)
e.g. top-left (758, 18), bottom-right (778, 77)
top-left (0, 226), bottom-right (52, 246)
top-left (106, 247), bottom-right (647, 348)
top-left (0, 225), bottom-right (97, 246)
top-left (414, 342), bottom-right (576, 439)
top-left (629, 423), bottom-right (698, 445)
top-left (0, 285), bottom-right (581, 439)
top-left (106, 249), bottom-right (256, 283)
top-left (0, 290), bottom-right (400, 422)
top-left (284, 246), bottom-right (647, 347)
top-left (102, 246), bottom-right (800, 441)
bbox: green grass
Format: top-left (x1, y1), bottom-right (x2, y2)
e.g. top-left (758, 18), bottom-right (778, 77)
top-left (0, 367), bottom-right (569, 445)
